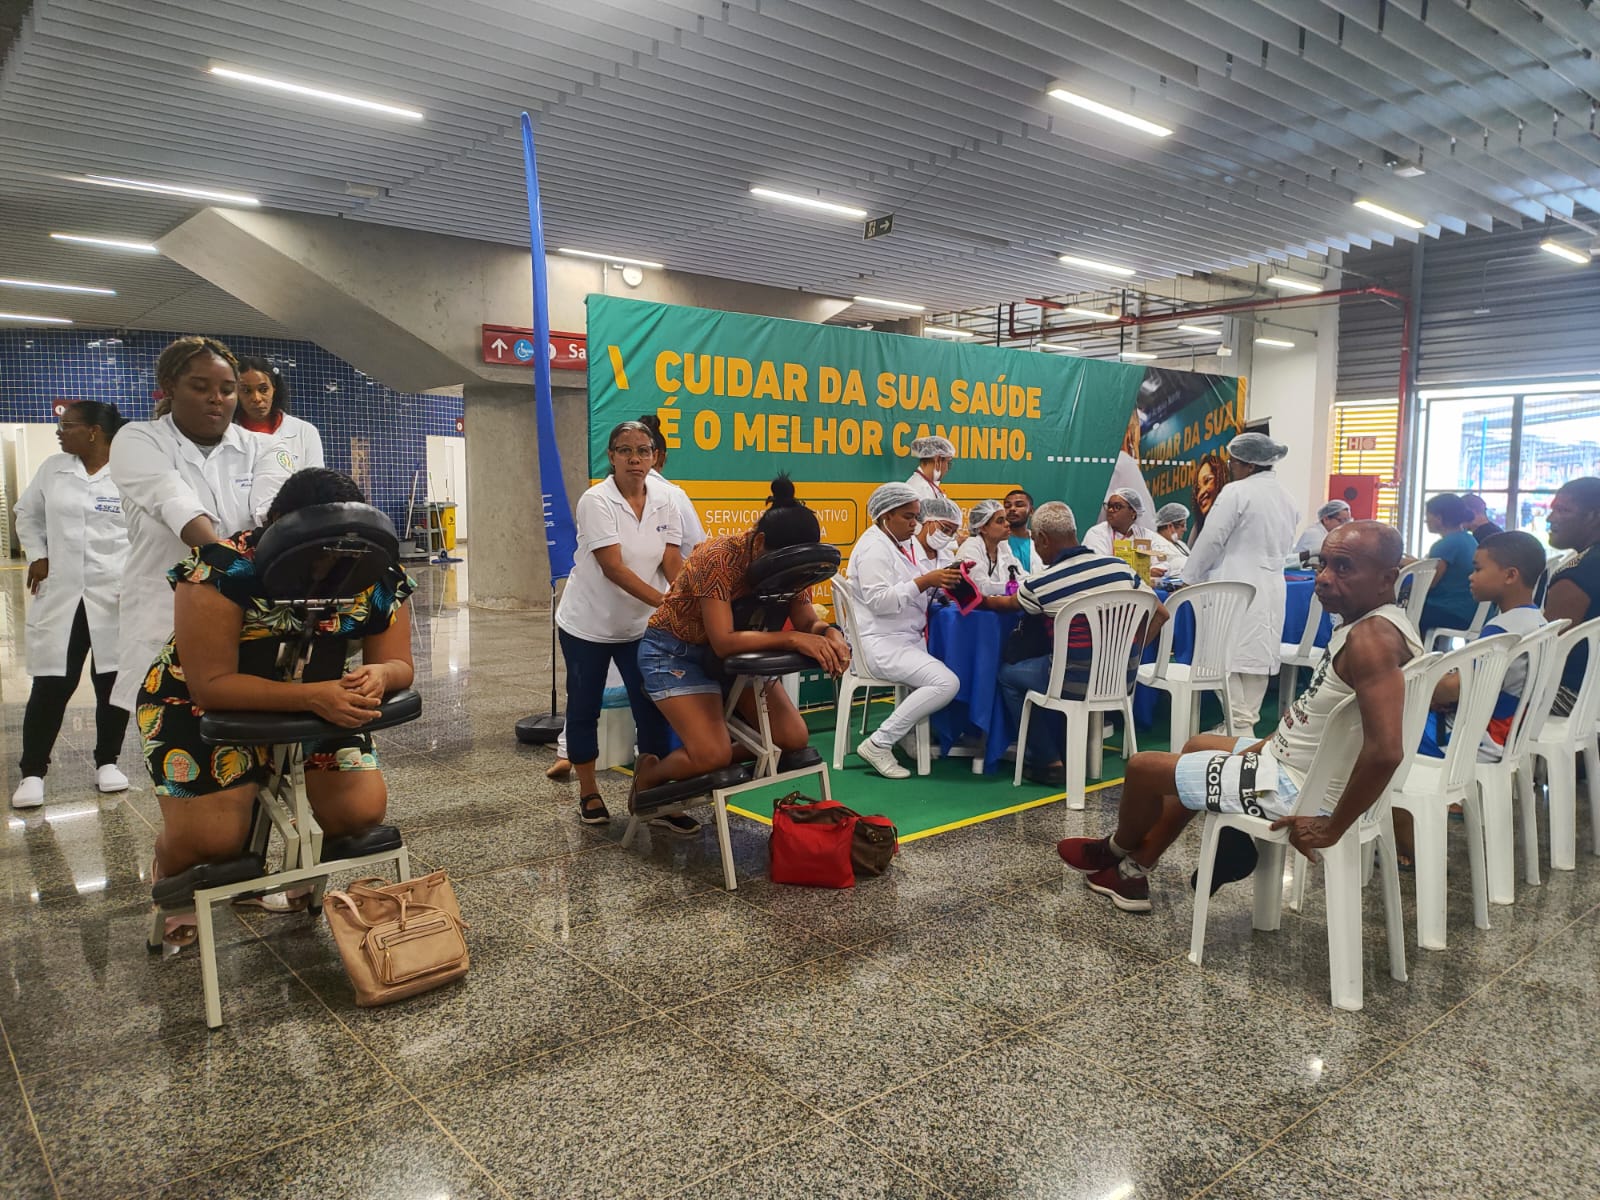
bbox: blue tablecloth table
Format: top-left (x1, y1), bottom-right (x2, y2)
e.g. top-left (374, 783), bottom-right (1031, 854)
top-left (926, 604), bottom-right (1018, 774)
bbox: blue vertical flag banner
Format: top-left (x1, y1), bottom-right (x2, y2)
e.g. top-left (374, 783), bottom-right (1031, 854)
top-left (520, 111), bottom-right (578, 583)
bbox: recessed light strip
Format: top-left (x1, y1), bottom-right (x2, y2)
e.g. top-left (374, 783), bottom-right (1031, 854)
top-left (0, 278), bottom-right (115, 296)
top-left (749, 187), bottom-right (868, 219)
top-left (81, 175), bottom-right (260, 206)
top-left (1266, 275), bottom-right (1322, 294)
top-left (556, 248), bottom-right (665, 269)
top-left (0, 312), bottom-right (73, 324)
top-left (49, 233), bottom-right (159, 253)
top-left (1539, 239), bottom-right (1592, 265)
top-left (1354, 199), bottom-right (1425, 230)
top-left (853, 295), bottom-right (926, 312)
top-left (1059, 254), bottom-right (1137, 278)
top-left (208, 66), bottom-right (424, 121)
top-left (1046, 86), bottom-right (1173, 138)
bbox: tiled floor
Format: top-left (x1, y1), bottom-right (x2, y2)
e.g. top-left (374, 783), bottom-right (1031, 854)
top-left (2, 556), bottom-right (1598, 1199)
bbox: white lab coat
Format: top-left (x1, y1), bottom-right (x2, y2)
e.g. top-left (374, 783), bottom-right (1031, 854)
top-left (905, 470), bottom-right (945, 507)
top-left (14, 454), bottom-right (127, 676)
top-left (1082, 521), bottom-right (1157, 558)
top-left (651, 468), bottom-right (705, 556)
top-left (1182, 470), bottom-right (1301, 675)
top-left (261, 412), bottom-right (325, 470)
top-left (954, 535), bottom-right (1023, 596)
top-left (1291, 523), bottom-right (1326, 559)
top-left (845, 524), bottom-right (935, 678)
top-left (1106, 453), bottom-right (1156, 524)
top-left (108, 417), bottom-right (291, 710)
top-left (910, 534), bottom-right (957, 573)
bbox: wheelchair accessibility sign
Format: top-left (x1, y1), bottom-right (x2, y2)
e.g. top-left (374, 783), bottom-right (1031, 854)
top-left (513, 338), bottom-right (537, 362)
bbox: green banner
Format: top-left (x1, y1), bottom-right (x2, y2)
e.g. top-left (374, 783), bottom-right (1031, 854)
top-left (586, 296), bottom-right (1156, 538)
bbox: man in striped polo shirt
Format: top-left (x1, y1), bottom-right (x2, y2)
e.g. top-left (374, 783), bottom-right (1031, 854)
top-left (989, 501), bottom-right (1168, 785)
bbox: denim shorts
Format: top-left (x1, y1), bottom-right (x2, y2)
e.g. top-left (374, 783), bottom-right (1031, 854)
top-left (638, 628), bottom-right (724, 702)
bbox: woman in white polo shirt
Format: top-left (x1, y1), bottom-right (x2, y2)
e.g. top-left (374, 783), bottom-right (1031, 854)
top-left (556, 420), bottom-right (685, 827)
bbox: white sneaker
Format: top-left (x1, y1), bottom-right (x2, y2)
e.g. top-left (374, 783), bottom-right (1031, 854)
top-left (856, 737), bottom-right (910, 780)
top-left (11, 777), bottom-right (44, 809)
top-left (96, 764), bottom-right (129, 794)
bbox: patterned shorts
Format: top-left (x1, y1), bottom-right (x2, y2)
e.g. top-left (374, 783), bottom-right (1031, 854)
top-left (1174, 736), bottom-right (1300, 821)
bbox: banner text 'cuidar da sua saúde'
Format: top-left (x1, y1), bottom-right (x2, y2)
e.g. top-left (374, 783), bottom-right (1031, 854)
top-left (584, 296), bottom-right (1195, 552)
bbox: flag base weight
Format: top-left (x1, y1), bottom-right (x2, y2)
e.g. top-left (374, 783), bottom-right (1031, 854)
top-left (515, 712), bottom-right (565, 745)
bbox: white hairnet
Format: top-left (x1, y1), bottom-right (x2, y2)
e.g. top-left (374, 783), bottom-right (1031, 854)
top-left (1317, 499), bottom-right (1352, 521)
top-left (1107, 487), bottom-right (1144, 515)
top-left (1154, 502), bottom-right (1190, 527)
top-left (968, 499), bottom-right (1003, 530)
top-left (1228, 431), bottom-right (1289, 465)
top-left (910, 434), bottom-right (955, 460)
top-left (918, 494), bottom-right (962, 525)
top-left (868, 481), bottom-right (921, 522)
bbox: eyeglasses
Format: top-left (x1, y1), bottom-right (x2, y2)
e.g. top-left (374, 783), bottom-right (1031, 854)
top-left (56, 421), bottom-right (87, 431)
top-left (610, 445), bottom-right (655, 459)
top-left (1104, 501), bottom-right (1131, 513)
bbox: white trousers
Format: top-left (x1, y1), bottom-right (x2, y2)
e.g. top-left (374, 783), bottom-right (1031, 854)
top-left (861, 635), bottom-right (959, 747)
top-left (1228, 671), bottom-right (1271, 734)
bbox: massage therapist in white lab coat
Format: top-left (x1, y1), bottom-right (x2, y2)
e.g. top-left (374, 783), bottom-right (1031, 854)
top-left (109, 336), bottom-right (291, 713)
top-left (11, 401), bottom-right (133, 809)
top-left (1180, 431), bottom-right (1301, 732)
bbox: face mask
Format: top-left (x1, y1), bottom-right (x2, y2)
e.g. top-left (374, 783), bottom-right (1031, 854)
top-left (925, 529), bottom-right (954, 551)
top-left (929, 468), bottom-right (942, 483)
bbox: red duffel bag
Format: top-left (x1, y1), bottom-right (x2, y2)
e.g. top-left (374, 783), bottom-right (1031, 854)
top-left (770, 793), bottom-right (857, 888)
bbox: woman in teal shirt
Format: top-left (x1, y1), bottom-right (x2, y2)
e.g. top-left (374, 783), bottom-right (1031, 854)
top-left (1418, 493), bottom-right (1481, 634)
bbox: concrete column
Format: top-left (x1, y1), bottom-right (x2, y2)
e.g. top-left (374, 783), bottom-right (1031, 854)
top-left (464, 382), bottom-right (545, 610)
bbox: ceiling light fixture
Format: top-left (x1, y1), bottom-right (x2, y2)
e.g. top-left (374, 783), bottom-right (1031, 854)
top-left (80, 174), bottom-right (260, 206)
top-left (208, 66), bottom-right (424, 120)
top-left (556, 248), bottom-right (665, 269)
top-left (1354, 199), bottom-right (1426, 230)
top-left (1059, 254), bottom-right (1137, 278)
top-left (49, 233), bottom-right (159, 253)
top-left (1255, 336), bottom-right (1296, 349)
top-left (1176, 323), bottom-right (1220, 337)
top-left (1046, 86), bottom-right (1173, 138)
top-left (0, 277), bottom-right (115, 296)
top-left (0, 312), bottom-right (73, 324)
top-left (1266, 275), bottom-right (1322, 294)
top-left (1539, 238), bottom-right (1592, 265)
top-left (853, 295), bottom-right (926, 312)
top-left (749, 187), bottom-right (868, 219)
top-left (1120, 350), bottom-right (1157, 360)
top-left (1061, 306), bottom-right (1120, 322)
top-left (1037, 342), bottom-right (1079, 353)
top-left (924, 325), bottom-right (974, 339)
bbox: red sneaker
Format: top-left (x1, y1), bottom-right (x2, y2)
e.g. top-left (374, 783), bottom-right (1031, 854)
top-left (1057, 837), bottom-right (1121, 873)
top-left (1084, 864), bottom-right (1152, 913)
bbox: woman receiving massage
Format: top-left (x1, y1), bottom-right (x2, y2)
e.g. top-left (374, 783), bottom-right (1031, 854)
top-left (631, 474), bottom-right (851, 802)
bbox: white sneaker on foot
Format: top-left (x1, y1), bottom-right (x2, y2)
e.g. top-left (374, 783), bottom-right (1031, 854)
top-left (96, 764), bottom-right (129, 793)
top-left (856, 737), bottom-right (910, 779)
top-left (11, 777), bottom-right (44, 809)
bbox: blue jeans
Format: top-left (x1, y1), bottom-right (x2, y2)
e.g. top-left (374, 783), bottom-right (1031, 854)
top-left (558, 629), bottom-right (671, 766)
top-left (1000, 655), bottom-right (1063, 766)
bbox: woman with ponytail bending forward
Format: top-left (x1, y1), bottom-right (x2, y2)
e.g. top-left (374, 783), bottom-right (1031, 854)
top-left (632, 475), bottom-right (851, 821)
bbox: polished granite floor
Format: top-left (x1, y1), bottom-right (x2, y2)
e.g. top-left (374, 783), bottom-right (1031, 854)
top-left (2, 555), bottom-right (1598, 1199)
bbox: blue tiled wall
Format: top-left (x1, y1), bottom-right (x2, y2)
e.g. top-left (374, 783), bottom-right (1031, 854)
top-left (0, 329), bottom-right (463, 531)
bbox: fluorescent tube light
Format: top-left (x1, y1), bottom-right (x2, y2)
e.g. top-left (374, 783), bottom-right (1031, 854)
top-left (749, 187), bottom-right (868, 219)
top-left (1255, 336), bottom-right (1296, 349)
top-left (49, 233), bottom-right (158, 253)
top-left (0, 278), bottom-right (115, 296)
top-left (557, 248), bottom-right (665, 269)
top-left (81, 175), bottom-right (260, 206)
top-left (1120, 350), bottom-right (1156, 360)
top-left (1354, 199), bottom-right (1425, 230)
top-left (1061, 306), bottom-right (1120, 322)
top-left (1266, 275), bottom-right (1321, 294)
top-left (853, 295), bottom-right (926, 312)
top-left (0, 312), bottom-right (73, 324)
top-left (1059, 254), bottom-right (1136, 278)
top-left (1539, 239), bottom-right (1592, 265)
top-left (209, 66), bottom-right (424, 121)
top-left (1177, 324), bottom-right (1220, 337)
top-left (1046, 86), bottom-right (1173, 138)
top-left (1038, 343), bottom-right (1079, 353)
top-left (924, 325), bottom-right (974, 339)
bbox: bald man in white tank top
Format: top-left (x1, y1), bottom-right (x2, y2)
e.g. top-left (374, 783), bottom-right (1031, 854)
top-left (1059, 521), bottom-right (1422, 913)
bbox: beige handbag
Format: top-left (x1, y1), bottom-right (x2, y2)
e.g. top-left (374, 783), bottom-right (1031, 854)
top-left (323, 871), bottom-right (470, 1006)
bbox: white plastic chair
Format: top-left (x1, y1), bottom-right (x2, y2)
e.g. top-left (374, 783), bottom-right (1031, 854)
top-left (828, 574), bottom-right (931, 776)
top-left (1532, 552), bottom-right (1565, 607)
top-left (1427, 600), bottom-right (1494, 651)
top-left (1189, 652), bottom-right (1438, 1012)
top-left (1137, 580), bottom-right (1256, 749)
top-left (1395, 559), bottom-right (1439, 635)
top-left (1390, 634), bottom-right (1519, 950)
top-left (1013, 588), bottom-right (1158, 809)
top-left (1277, 587), bottom-right (1327, 712)
top-left (1525, 616), bottom-right (1600, 871)
top-left (1476, 620), bottom-right (1569, 900)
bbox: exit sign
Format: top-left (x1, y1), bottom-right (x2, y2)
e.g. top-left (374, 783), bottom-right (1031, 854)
top-left (864, 214), bottom-right (894, 239)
